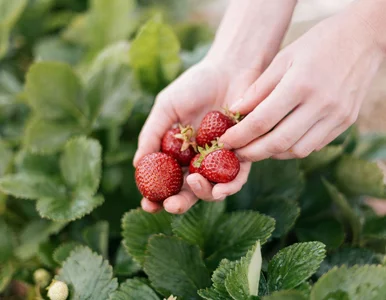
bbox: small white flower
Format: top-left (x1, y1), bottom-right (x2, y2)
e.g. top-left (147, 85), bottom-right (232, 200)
top-left (164, 295), bottom-right (177, 300)
top-left (47, 280), bottom-right (69, 300)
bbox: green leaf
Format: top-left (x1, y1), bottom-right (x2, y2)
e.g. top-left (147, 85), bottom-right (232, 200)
top-left (86, 0), bottom-right (136, 50)
top-left (198, 259), bottom-right (236, 300)
top-left (84, 41), bottom-right (131, 80)
top-left (296, 218), bottom-right (345, 250)
top-left (82, 221), bottom-right (109, 257)
top-left (0, 218), bottom-right (15, 263)
top-left (36, 192), bottom-right (104, 222)
top-left (255, 197), bottom-right (300, 238)
top-left (229, 160), bottom-right (304, 210)
top-left (225, 241), bottom-right (262, 299)
top-left (268, 242), bottom-right (326, 291)
top-left (335, 155), bottom-right (385, 197)
top-left (363, 216), bottom-right (386, 240)
top-left (311, 265), bottom-right (386, 300)
top-left (298, 176), bottom-right (332, 216)
top-left (15, 219), bottom-right (66, 260)
top-left (317, 247), bottom-right (383, 277)
top-left (15, 151), bottom-right (59, 176)
top-left (24, 118), bottom-right (84, 153)
top-left (33, 36), bottom-right (83, 65)
top-left (129, 17), bottom-right (181, 93)
top-left (172, 201), bottom-right (225, 250)
top-left (0, 141), bottom-right (13, 177)
top-left (0, 0), bottom-right (28, 59)
top-left (0, 261), bottom-right (14, 293)
top-left (57, 246), bottom-right (118, 300)
top-left (0, 173), bottom-right (66, 200)
top-left (85, 63), bottom-right (141, 128)
top-left (60, 136), bottom-right (102, 194)
top-left (38, 241), bottom-right (58, 268)
top-left (144, 235), bottom-right (211, 299)
top-left (205, 211), bottom-right (275, 269)
top-left (301, 145), bottom-right (343, 173)
top-left (25, 62), bottom-right (87, 123)
top-left (114, 242), bottom-right (141, 277)
top-left (109, 278), bottom-right (159, 300)
top-left (122, 209), bottom-right (173, 265)
top-left (323, 179), bottom-right (362, 245)
top-left (53, 241), bottom-right (83, 265)
top-left (262, 291), bottom-right (307, 300)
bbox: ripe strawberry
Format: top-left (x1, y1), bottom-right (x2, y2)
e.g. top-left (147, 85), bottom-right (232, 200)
top-left (161, 125), bottom-right (196, 166)
top-left (196, 109), bottom-right (241, 147)
top-left (189, 154), bottom-right (201, 174)
top-left (190, 143), bottom-right (240, 183)
top-left (135, 152), bottom-right (183, 202)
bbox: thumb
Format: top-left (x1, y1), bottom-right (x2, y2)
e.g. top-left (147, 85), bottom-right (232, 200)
top-left (133, 94), bottom-right (177, 167)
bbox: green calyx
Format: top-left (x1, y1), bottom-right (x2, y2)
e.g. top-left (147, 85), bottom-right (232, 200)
top-left (222, 106), bottom-right (242, 123)
top-left (193, 140), bottom-right (223, 168)
top-left (174, 124), bottom-right (197, 152)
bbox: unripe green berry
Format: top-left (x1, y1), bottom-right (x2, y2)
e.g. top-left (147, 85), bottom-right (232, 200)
top-left (47, 280), bottom-right (69, 300)
top-left (33, 268), bottom-right (51, 287)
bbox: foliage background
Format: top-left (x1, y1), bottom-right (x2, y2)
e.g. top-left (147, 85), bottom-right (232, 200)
top-left (1, 0), bottom-right (386, 299)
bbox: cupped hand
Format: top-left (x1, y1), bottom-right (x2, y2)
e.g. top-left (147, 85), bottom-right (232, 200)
top-left (220, 10), bottom-right (385, 161)
top-left (133, 60), bottom-right (260, 214)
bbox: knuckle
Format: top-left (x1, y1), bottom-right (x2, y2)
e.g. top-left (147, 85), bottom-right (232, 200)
top-left (292, 147), bottom-right (313, 159)
top-left (294, 79), bottom-right (313, 94)
top-left (269, 135), bottom-right (293, 154)
top-left (343, 113), bottom-right (357, 126)
top-left (247, 117), bottom-right (271, 135)
top-left (335, 108), bottom-right (351, 121)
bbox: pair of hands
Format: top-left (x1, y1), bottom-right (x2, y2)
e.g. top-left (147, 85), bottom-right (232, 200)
top-left (134, 10), bottom-right (385, 214)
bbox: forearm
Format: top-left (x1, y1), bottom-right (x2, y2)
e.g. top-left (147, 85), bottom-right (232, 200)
top-left (348, 0), bottom-right (386, 54)
top-left (205, 0), bottom-right (298, 70)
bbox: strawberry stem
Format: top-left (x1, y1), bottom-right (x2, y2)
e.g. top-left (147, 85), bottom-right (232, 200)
top-left (174, 124), bottom-right (196, 152)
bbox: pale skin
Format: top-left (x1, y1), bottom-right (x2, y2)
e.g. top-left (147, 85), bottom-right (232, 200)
top-left (134, 0), bottom-right (386, 214)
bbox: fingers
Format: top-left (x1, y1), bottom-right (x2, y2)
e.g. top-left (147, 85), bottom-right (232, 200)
top-left (163, 188), bottom-right (198, 214)
top-left (141, 198), bottom-right (163, 213)
top-left (271, 118), bottom-right (337, 160)
top-left (212, 161), bottom-right (251, 199)
top-left (220, 75), bottom-right (301, 149)
top-left (187, 173), bottom-right (217, 201)
top-left (316, 123), bottom-right (351, 151)
top-left (235, 102), bottom-right (325, 162)
top-left (133, 94), bottom-right (177, 167)
top-left (230, 55), bottom-right (289, 114)
top-left (316, 105), bottom-right (360, 151)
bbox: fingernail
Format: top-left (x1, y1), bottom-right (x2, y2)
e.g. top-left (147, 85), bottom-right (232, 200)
top-left (230, 98), bottom-right (243, 111)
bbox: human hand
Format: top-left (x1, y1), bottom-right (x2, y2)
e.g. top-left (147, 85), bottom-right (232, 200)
top-left (133, 60), bottom-right (257, 214)
top-left (220, 9), bottom-right (385, 161)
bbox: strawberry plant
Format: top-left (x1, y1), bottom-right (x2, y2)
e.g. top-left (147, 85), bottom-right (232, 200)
top-left (1, 0), bottom-right (386, 299)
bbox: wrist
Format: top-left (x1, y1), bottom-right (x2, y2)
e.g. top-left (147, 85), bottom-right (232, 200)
top-left (205, 0), bottom-right (297, 71)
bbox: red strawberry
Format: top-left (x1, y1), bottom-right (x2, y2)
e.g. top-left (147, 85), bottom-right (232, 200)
top-left (161, 125), bottom-right (196, 166)
top-left (135, 152), bottom-right (183, 202)
top-left (189, 154), bottom-right (201, 174)
top-left (196, 109), bottom-right (241, 147)
top-left (190, 143), bottom-right (240, 183)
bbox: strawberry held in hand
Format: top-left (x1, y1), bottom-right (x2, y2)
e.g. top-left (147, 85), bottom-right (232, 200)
top-left (135, 152), bottom-right (183, 202)
top-left (196, 109), bottom-right (241, 147)
top-left (161, 124), bottom-right (196, 166)
top-left (190, 142), bottom-right (240, 183)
